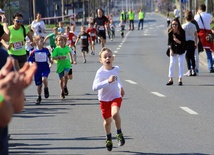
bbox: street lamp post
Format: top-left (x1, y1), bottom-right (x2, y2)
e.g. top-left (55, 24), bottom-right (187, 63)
top-left (61, 0), bottom-right (65, 22)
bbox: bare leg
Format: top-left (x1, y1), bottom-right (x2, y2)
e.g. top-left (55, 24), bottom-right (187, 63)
top-left (112, 106), bottom-right (121, 130)
top-left (103, 117), bottom-right (112, 134)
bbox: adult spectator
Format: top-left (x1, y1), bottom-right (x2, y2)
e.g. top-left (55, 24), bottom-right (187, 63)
top-left (166, 18), bottom-right (186, 86)
top-left (120, 10), bottom-right (126, 24)
top-left (1, 13), bottom-right (33, 71)
top-left (138, 9), bottom-right (145, 30)
top-left (182, 11), bottom-right (198, 76)
top-left (128, 9), bottom-right (135, 30)
top-left (194, 4), bottom-right (214, 73)
top-left (0, 9), bottom-right (9, 44)
top-left (93, 8), bottom-right (109, 48)
top-left (173, 6), bottom-right (180, 19)
top-left (31, 12), bottom-right (46, 37)
top-left (0, 54), bottom-right (37, 155)
top-left (0, 12), bottom-right (37, 154)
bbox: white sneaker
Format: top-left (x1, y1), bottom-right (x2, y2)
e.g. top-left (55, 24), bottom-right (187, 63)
top-left (184, 70), bottom-right (191, 76)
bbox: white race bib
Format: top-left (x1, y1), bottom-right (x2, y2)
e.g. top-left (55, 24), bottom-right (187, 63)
top-left (98, 26), bottom-right (104, 30)
top-left (13, 41), bottom-right (24, 51)
top-left (35, 52), bottom-right (47, 62)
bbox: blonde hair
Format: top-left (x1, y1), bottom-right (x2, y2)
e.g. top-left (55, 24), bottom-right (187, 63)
top-left (33, 35), bottom-right (43, 44)
top-left (52, 27), bottom-right (58, 31)
top-left (55, 35), bottom-right (67, 46)
top-left (99, 47), bottom-right (113, 58)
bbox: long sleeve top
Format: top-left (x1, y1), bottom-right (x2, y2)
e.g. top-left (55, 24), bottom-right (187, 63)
top-left (92, 66), bottom-right (122, 101)
top-left (168, 29), bottom-right (186, 55)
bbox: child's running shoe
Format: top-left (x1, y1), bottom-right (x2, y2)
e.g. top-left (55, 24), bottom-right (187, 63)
top-left (116, 133), bottom-right (125, 146)
top-left (64, 86), bottom-right (69, 95)
top-left (105, 140), bottom-right (113, 151)
top-left (44, 87), bottom-right (49, 98)
top-left (35, 96), bottom-right (42, 105)
top-left (61, 92), bottom-right (65, 99)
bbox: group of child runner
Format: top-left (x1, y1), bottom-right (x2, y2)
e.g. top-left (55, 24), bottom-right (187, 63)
top-left (26, 19), bottom-right (126, 151)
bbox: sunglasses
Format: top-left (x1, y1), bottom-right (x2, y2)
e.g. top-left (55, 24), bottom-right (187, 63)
top-left (172, 24), bottom-right (178, 26)
top-left (15, 19), bottom-right (23, 23)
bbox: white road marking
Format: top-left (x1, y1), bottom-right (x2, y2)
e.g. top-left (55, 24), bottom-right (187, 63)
top-left (180, 107), bottom-right (198, 115)
top-left (151, 92), bottom-right (166, 97)
top-left (119, 45), bottom-right (122, 47)
top-left (117, 47), bottom-right (120, 50)
top-left (125, 80), bottom-right (137, 84)
top-left (114, 51), bottom-right (118, 53)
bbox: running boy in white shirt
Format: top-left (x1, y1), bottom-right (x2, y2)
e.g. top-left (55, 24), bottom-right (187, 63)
top-left (92, 47), bottom-right (125, 152)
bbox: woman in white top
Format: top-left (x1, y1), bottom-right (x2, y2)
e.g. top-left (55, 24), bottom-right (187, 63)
top-left (31, 13), bottom-right (46, 37)
top-left (182, 11), bottom-right (198, 76)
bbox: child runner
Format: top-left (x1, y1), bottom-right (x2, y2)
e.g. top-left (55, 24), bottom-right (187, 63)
top-left (109, 19), bottom-right (116, 41)
top-left (57, 21), bottom-right (65, 35)
top-left (64, 26), bottom-right (77, 65)
top-left (63, 26), bottom-right (75, 80)
top-left (69, 25), bottom-right (78, 64)
top-left (28, 36), bottom-right (53, 105)
top-left (51, 35), bottom-right (73, 98)
top-left (44, 27), bottom-right (57, 52)
top-left (119, 20), bottom-right (125, 38)
top-left (75, 26), bottom-right (91, 63)
top-left (92, 47), bottom-right (125, 151)
top-left (86, 22), bottom-right (97, 55)
top-left (25, 29), bottom-right (34, 56)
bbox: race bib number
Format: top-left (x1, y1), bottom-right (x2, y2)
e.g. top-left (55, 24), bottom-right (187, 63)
top-left (72, 36), bottom-right (76, 42)
top-left (35, 52), bottom-right (47, 62)
top-left (13, 41), bottom-right (24, 51)
top-left (98, 26), bottom-right (104, 30)
top-left (90, 33), bottom-right (95, 36)
top-left (81, 36), bottom-right (87, 39)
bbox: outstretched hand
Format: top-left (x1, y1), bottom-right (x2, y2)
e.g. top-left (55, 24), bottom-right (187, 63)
top-left (0, 57), bottom-right (37, 112)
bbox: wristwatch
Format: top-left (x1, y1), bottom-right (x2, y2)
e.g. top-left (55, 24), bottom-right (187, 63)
top-left (0, 94), bottom-right (4, 108)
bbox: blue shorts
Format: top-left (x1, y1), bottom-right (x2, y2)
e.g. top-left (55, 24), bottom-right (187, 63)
top-left (34, 69), bottom-right (50, 86)
top-left (58, 68), bottom-right (70, 78)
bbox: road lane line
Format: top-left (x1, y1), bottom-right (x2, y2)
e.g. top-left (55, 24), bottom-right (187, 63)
top-left (180, 107), bottom-right (198, 115)
top-left (117, 47), bottom-right (120, 50)
top-left (151, 92), bottom-right (166, 97)
top-left (114, 51), bottom-right (118, 53)
top-left (125, 80), bottom-right (137, 84)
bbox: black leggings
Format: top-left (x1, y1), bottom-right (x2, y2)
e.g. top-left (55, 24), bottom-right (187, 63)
top-left (185, 40), bottom-right (195, 70)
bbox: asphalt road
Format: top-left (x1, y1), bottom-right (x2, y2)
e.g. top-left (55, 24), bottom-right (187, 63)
top-left (8, 12), bottom-right (214, 155)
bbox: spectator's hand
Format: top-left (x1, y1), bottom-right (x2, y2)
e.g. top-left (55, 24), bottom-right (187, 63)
top-left (0, 14), bottom-right (7, 23)
top-left (0, 57), bottom-right (37, 112)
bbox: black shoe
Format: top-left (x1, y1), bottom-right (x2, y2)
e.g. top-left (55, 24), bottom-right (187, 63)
top-left (178, 81), bottom-right (183, 86)
top-left (105, 140), bottom-right (113, 151)
top-left (35, 96), bottom-right (42, 105)
top-left (61, 92), bottom-right (65, 99)
top-left (116, 133), bottom-right (125, 146)
top-left (44, 87), bottom-right (49, 98)
top-left (166, 81), bottom-right (173, 85)
top-left (210, 70), bottom-right (214, 73)
top-left (64, 87), bottom-right (69, 96)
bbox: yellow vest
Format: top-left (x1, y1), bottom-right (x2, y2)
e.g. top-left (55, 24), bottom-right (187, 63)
top-left (138, 11), bottom-right (144, 20)
top-left (128, 11), bottom-right (134, 20)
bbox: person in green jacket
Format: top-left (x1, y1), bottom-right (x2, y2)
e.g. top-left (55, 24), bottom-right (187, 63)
top-left (120, 10), bottom-right (126, 23)
top-left (128, 9), bottom-right (135, 30)
top-left (138, 9), bottom-right (145, 30)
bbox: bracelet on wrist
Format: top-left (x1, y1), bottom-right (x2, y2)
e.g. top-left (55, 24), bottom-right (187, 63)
top-left (0, 94), bottom-right (4, 109)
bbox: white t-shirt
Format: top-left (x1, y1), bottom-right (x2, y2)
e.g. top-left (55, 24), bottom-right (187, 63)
top-left (182, 22), bottom-right (197, 41)
top-left (174, 9), bottom-right (180, 18)
top-left (92, 66), bottom-right (122, 101)
top-left (31, 20), bottom-right (46, 37)
top-left (194, 12), bottom-right (212, 30)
